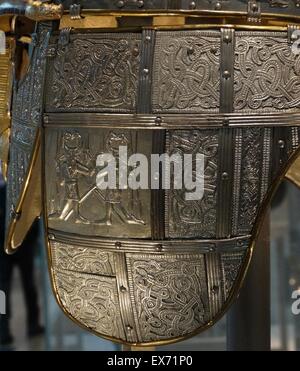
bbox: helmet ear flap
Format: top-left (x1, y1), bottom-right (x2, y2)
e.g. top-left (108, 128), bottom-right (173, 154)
top-left (5, 131), bottom-right (42, 255)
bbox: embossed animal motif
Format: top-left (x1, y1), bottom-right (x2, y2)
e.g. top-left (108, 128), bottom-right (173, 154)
top-left (2, 1), bottom-right (300, 347)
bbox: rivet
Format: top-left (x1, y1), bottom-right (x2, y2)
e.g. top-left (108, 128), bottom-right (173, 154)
top-left (145, 35), bottom-right (151, 42)
top-left (143, 68), bottom-right (149, 75)
top-left (190, 1), bottom-right (196, 9)
top-left (224, 34), bottom-right (231, 43)
top-left (223, 70), bottom-right (231, 79)
top-left (137, 0), bottom-right (144, 7)
top-left (115, 241), bottom-right (122, 249)
top-left (156, 244), bottom-right (163, 252)
top-left (117, 0), bottom-right (124, 8)
top-left (126, 325), bottom-right (133, 331)
top-left (222, 172), bottom-right (229, 180)
top-left (155, 116), bottom-right (162, 126)
top-left (120, 286), bottom-right (127, 293)
top-left (49, 234), bottom-right (55, 240)
top-left (278, 140), bottom-right (285, 149)
top-left (215, 2), bottom-right (222, 10)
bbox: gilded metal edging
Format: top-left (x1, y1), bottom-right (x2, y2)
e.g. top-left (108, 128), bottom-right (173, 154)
top-left (5, 129), bottom-right (41, 254)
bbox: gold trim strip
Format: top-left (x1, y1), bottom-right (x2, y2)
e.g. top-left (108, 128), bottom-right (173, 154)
top-left (5, 129), bottom-right (42, 254)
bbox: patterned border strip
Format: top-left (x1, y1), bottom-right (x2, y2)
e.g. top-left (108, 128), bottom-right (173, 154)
top-left (260, 128), bottom-right (272, 203)
top-left (206, 253), bottom-right (224, 318)
top-left (151, 129), bottom-right (166, 239)
top-left (232, 128), bottom-right (242, 236)
top-left (137, 29), bottom-right (156, 114)
top-left (220, 28), bottom-right (235, 113)
top-left (44, 112), bottom-right (300, 128)
top-left (114, 253), bottom-right (138, 343)
top-left (48, 229), bottom-right (250, 253)
top-left (216, 128), bottom-right (234, 238)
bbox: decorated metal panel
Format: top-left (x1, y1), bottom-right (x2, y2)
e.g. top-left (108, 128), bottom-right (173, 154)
top-left (234, 32), bottom-right (300, 113)
top-left (45, 127), bottom-right (152, 238)
top-left (152, 31), bottom-right (220, 113)
top-left (45, 33), bottom-right (142, 113)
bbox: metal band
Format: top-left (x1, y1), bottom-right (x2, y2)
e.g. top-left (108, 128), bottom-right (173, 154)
top-left (137, 29), bottom-right (156, 114)
top-left (206, 253), bottom-right (224, 318)
top-left (220, 28), bottom-right (235, 113)
top-left (114, 253), bottom-right (138, 343)
top-left (43, 112), bottom-right (300, 129)
top-left (232, 128), bottom-right (242, 236)
top-left (151, 129), bottom-right (165, 239)
top-left (48, 230), bottom-right (250, 254)
top-left (59, 0), bottom-right (300, 17)
top-left (260, 128), bottom-right (272, 203)
top-left (272, 127), bottom-right (291, 178)
top-left (216, 128), bottom-right (234, 238)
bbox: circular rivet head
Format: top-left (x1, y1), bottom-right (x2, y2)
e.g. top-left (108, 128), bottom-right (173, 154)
top-left (143, 68), bottom-right (149, 75)
top-left (117, 0), bottom-right (125, 8)
top-left (190, 1), bottom-right (196, 9)
top-left (156, 244), bottom-right (163, 252)
top-left (278, 140), bottom-right (285, 149)
top-left (137, 0), bottom-right (144, 7)
top-left (115, 241), bottom-right (122, 249)
top-left (48, 234), bottom-right (55, 240)
top-left (126, 325), bottom-right (133, 331)
top-left (145, 35), bottom-right (151, 42)
top-left (155, 116), bottom-right (162, 126)
top-left (252, 3), bottom-right (258, 11)
top-left (222, 172), bottom-right (229, 180)
top-left (224, 34), bottom-right (231, 43)
top-left (223, 70), bottom-right (231, 79)
top-left (120, 286), bottom-right (127, 293)
top-left (215, 2), bottom-right (222, 10)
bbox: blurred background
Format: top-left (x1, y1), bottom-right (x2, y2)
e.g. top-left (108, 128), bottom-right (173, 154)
top-left (0, 175), bottom-right (300, 351)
